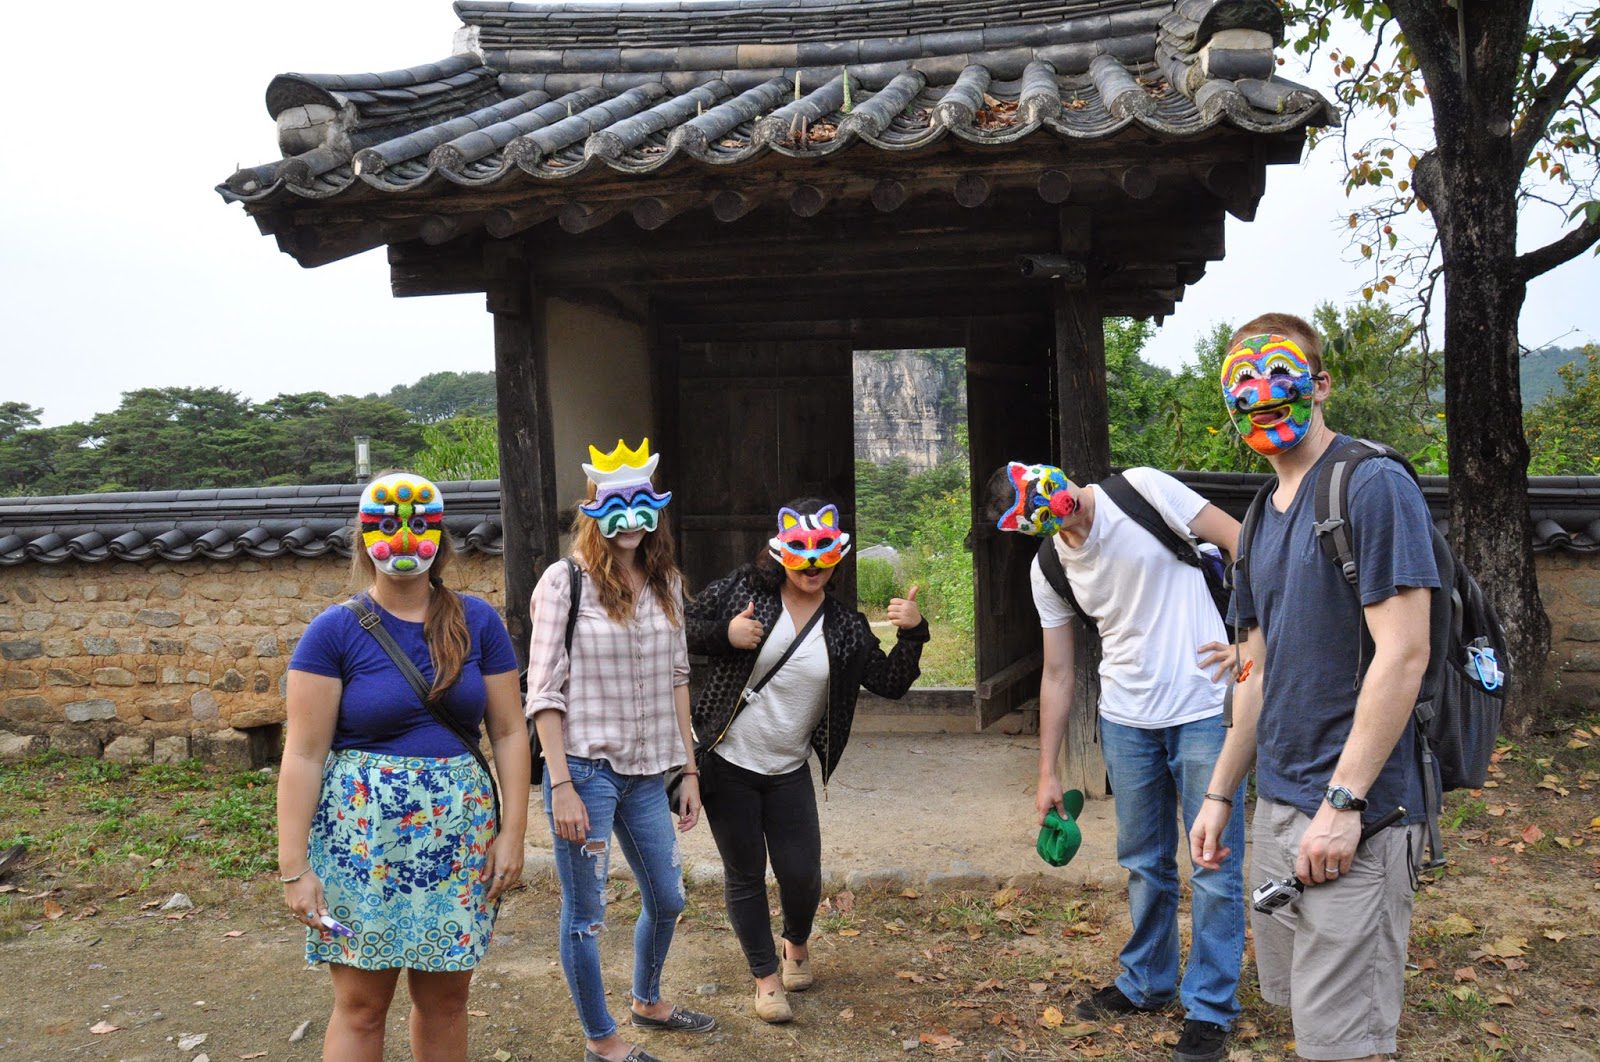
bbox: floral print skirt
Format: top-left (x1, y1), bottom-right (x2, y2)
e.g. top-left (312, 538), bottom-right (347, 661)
top-left (306, 749), bottom-right (498, 971)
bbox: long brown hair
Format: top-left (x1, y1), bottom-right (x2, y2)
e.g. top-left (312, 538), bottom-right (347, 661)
top-left (350, 500), bottom-right (471, 702)
top-left (570, 482), bottom-right (684, 627)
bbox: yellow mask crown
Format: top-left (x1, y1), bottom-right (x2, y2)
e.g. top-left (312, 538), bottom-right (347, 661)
top-left (586, 438), bottom-right (653, 473)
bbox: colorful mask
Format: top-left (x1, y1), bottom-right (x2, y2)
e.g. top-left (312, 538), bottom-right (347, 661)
top-left (1220, 334), bottom-right (1317, 456)
top-left (579, 438), bottom-right (673, 538)
top-left (995, 462), bottom-right (1079, 538)
top-left (768, 505), bottom-right (852, 570)
top-left (359, 473), bottom-right (444, 576)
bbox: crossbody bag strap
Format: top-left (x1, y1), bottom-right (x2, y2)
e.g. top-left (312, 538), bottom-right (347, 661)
top-left (341, 596), bottom-right (502, 828)
top-left (703, 600), bottom-right (826, 757)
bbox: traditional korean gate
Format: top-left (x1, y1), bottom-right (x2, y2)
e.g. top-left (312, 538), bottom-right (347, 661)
top-left (670, 335), bottom-right (857, 604)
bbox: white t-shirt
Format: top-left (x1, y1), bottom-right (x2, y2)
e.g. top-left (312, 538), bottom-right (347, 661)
top-left (717, 608), bottom-right (830, 775)
top-left (1029, 466), bottom-right (1227, 729)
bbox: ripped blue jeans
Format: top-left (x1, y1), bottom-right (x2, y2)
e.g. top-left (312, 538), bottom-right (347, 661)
top-left (544, 756), bottom-right (685, 1041)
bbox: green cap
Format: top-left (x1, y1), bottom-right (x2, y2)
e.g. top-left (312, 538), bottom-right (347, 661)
top-left (1035, 789), bottom-right (1085, 867)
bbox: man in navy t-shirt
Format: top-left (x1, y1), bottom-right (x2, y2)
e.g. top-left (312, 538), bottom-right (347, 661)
top-left (1190, 314), bottom-right (1437, 1062)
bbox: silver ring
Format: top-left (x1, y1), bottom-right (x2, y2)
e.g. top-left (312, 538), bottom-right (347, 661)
top-left (494, 872), bottom-right (507, 878)
top-left (1325, 867), bottom-right (1340, 875)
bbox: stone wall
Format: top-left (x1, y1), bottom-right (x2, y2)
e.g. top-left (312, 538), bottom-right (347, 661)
top-left (1541, 552), bottom-right (1600, 712)
top-left (853, 350), bottom-right (966, 472)
top-left (0, 552), bottom-right (505, 767)
top-left (1, 548), bottom-right (1594, 766)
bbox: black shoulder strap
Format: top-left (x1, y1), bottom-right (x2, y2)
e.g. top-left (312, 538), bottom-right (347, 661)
top-left (1313, 438), bottom-right (1420, 588)
top-left (563, 557), bottom-right (582, 655)
top-left (705, 604), bottom-right (826, 756)
top-left (1236, 477), bottom-right (1275, 626)
top-left (342, 595), bottom-right (501, 827)
top-left (1036, 539), bottom-right (1092, 627)
top-left (1098, 472), bottom-right (1201, 568)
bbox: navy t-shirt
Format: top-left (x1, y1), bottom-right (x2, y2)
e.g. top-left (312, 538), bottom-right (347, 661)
top-left (1232, 437), bottom-right (1441, 826)
top-left (289, 595), bottom-right (519, 758)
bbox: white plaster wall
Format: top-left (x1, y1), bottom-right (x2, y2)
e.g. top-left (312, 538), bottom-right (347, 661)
top-left (545, 298), bottom-right (654, 511)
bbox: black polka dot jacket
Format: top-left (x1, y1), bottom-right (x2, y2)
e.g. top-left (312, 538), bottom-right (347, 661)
top-left (685, 566), bottom-right (930, 783)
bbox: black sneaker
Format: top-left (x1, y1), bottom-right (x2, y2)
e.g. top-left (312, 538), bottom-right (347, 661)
top-left (1172, 1019), bottom-right (1229, 1062)
top-left (1074, 983), bottom-right (1159, 1021)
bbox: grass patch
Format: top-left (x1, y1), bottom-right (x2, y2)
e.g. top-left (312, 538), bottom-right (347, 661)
top-left (865, 613), bottom-right (975, 687)
top-left (0, 753), bottom-right (276, 897)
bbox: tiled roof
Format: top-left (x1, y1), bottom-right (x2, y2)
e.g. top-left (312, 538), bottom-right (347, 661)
top-left (0, 483), bottom-right (506, 567)
top-left (3, 473), bottom-right (1597, 568)
top-left (218, 0), bottom-right (1333, 205)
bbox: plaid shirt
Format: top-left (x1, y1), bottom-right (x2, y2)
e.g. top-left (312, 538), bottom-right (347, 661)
top-left (524, 558), bottom-right (690, 776)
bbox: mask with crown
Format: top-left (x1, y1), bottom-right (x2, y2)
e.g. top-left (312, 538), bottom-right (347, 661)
top-left (579, 438), bottom-right (673, 538)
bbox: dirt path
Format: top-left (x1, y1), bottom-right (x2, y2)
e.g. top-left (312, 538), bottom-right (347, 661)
top-left (3, 726), bottom-right (1599, 1060)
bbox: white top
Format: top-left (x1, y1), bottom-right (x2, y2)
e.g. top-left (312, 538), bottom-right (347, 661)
top-left (1029, 466), bottom-right (1227, 729)
top-left (717, 608), bottom-right (830, 775)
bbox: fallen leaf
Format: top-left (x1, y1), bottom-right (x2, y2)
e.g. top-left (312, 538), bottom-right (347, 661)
top-left (837, 1008), bottom-right (854, 1021)
top-left (1453, 966), bottom-right (1478, 983)
top-left (0, 884), bottom-right (15, 894)
top-left (178, 1033), bottom-right (208, 1051)
top-left (897, 970), bottom-right (927, 984)
top-left (89, 1021), bottom-right (121, 1035)
top-left (901, 888), bottom-right (919, 899)
top-left (1568, 739), bottom-right (1590, 750)
top-left (1480, 1020), bottom-right (1507, 1038)
top-left (1543, 929), bottom-right (1569, 942)
top-left (837, 928), bottom-right (860, 937)
top-left (993, 886), bottom-right (1017, 909)
top-left (1060, 1022), bottom-right (1099, 1037)
top-left (468, 1009), bottom-right (488, 1017)
top-left (1150, 1029), bottom-right (1180, 1046)
top-left (1483, 936), bottom-right (1527, 959)
top-left (1040, 1005), bottom-right (1065, 1028)
top-left (1522, 824), bottom-right (1546, 845)
top-left (833, 890), bottom-right (855, 913)
top-left (241, 1054), bottom-right (267, 1060)
top-left (1486, 804), bottom-right (1507, 816)
top-left (919, 1029), bottom-right (963, 1050)
top-left (492, 1051), bottom-right (512, 1062)
top-left (1433, 913), bottom-right (1477, 937)
top-left (971, 978), bottom-right (1002, 993)
top-left (223, 930), bottom-right (245, 938)
top-left (1451, 986), bottom-right (1476, 1001)
top-left (965, 924), bottom-right (983, 940)
top-left (1488, 992), bottom-right (1516, 1007)
top-left (1590, 815), bottom-right (1600, 830)
top-left (43, 899), bottom-right (64, 921)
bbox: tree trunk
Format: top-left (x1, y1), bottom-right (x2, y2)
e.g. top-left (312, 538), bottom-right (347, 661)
top-left (1422, 150), bottom-right (1552, 735)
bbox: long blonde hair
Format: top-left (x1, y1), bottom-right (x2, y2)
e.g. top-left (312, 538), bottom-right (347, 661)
top-left (350, 507), bottom-right (471, 702)
top-left (569, 483), bottom-right (684, 627)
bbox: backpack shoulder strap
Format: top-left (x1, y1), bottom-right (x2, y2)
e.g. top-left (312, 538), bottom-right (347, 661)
top-left (1098, 472), bottom-right (1200, 568)
top-left (1237, 477), bottom-right (1276, 606)
top-left (1036, 539), bottom-right (1092, 628)
top-left (1313, 438), bottom-right (1419, 588)
top-left (563, 557), bottom-right (583, 655)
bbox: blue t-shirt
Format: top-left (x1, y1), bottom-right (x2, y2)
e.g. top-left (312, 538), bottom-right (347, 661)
top-left (289, 595), bottom-right (519, 758)
top-left (1232, 437), bottom-right (1441, 826)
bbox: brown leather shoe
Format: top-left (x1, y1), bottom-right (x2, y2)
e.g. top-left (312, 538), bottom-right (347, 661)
top-left (754, 985), bottom-right (794, 1024)
top-left (781, 955), bottom-right (814, 992)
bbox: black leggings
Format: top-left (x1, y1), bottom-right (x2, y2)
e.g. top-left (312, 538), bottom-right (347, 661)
top-left (700, 751), bottom-right (822, 978)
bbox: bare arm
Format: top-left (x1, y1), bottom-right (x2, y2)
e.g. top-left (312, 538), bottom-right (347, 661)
top-left (1035, 623), bottom-right (1077, 825)
top-left (481, 670), bottom-right (531, 901)
top-left (1188, 502), bottom-right (1241, 561)
top-left (277, 669), bottom-right (340, 928)
top-left (1191, 626), bottom-right (1265, 870)
top-left (1297, 586), bottom-right (1433, 885)
top-left (672, 683), bottom-right (701, 831)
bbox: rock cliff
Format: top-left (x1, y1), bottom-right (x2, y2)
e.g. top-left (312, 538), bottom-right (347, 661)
top-left (853, 350), bottom-right (966, 471)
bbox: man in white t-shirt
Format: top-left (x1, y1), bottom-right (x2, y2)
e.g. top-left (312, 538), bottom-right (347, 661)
top-left (989, 461), bottom-right (1244, 1062)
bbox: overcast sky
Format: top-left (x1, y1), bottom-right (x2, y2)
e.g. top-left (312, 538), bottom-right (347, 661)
top-left (2, 2), bottom-right (1595, 429)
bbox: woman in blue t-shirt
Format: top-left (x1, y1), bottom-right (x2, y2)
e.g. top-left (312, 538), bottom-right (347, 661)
top-left (277, 473), bottom-right (529, 1061)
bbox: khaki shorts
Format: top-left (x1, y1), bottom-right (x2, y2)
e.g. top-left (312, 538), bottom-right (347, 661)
top-left (1250, 798), bottom-right (1422, 1060)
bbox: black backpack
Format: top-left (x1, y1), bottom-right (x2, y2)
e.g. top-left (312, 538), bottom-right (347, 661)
top-left (1238, 439), bottom-right (1508, 868)
top-left (1036, 472), bottom-right (1235, 638)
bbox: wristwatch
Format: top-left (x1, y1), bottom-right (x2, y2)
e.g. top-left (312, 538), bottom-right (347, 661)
top-left (1324, 785), bottom-right (1368, 812)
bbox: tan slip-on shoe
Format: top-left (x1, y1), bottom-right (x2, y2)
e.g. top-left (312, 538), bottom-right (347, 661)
top-left (755, 985), bottom-right (794, 1024)
top-left (781, 955), bottom-right (814, 992)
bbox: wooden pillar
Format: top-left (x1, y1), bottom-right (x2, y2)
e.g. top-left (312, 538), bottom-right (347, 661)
top-left (1052, 207), bottom-right (1110, 797)
top-left (485, 242), bottom-right (560, 664)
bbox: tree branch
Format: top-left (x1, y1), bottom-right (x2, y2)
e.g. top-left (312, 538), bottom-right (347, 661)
top-left (1510, 29), bottom-right (1600, 166)
top-left (1516, 212), bottom-right (1600, 280)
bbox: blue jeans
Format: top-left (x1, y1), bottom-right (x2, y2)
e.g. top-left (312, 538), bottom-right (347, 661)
top-left (1099, 715), bottom-right (1246, 1029)
top-left (543, 756), bottom-right (685, 1041)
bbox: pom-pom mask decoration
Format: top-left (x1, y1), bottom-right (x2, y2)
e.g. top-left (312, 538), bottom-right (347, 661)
top-left (1220, 334), bottom-right (1317, 456)
top-left (768, 505), bottom-right (852, 570)
top-left (360, 474), bottom-right (444, 576)
top-left (995, 462), bottom-right (1079, 538)
top-left (579, 438), bottom-right (673, 538)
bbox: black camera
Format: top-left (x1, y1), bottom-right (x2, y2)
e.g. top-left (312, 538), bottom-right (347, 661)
top-left (1249, 806), bottom-right (1405, 914)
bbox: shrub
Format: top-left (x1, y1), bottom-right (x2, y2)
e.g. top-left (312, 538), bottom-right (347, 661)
top-left (857, 557), bottom-right (898, 609)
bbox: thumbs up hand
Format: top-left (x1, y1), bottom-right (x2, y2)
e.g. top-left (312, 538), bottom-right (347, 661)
top-left (728, 599), bottom-right (764, 650)
top-left (887, 585), bottom-right (922, 629)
